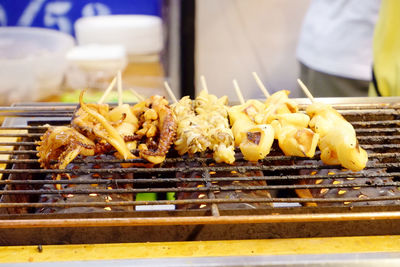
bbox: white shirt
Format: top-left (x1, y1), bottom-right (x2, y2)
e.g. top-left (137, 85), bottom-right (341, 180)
top-left (296, 0), bottom-right (380, 80)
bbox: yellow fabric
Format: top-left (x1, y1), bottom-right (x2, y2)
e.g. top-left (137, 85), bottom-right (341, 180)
top-left (370, 0), bottom-right (400, 96)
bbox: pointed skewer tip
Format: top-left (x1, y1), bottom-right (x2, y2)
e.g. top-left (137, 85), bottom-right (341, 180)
top-left (297, 78), bottom-right (315, 103)
top-left (200, 75), bottom-right (209, 94)
top-left (98, 76), bottom-right (117, 104)
top-left (252, 72), bottom-right (270, 98)
top-left (164, 81), bottom-right (178, 104)
top-left (233, 79), bottom-right (245, 105)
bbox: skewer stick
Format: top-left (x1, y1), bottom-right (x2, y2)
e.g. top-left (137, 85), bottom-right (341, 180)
top-left (130, 88), bottom-right (145, 102)
top-left (297, 78), bottom-right (315, 103)
top-left (233, 79), bottom-right (245, 105)
top-left (252, 72), bottom-right (270, 98)
top-left (117, 70), bottom-right (123, 106)
top-left (98, 76), bottom-right (117, 104)
top-left (200, 75), bottom-right (209, 93)
top-left (164, 81), bottom-right (178, 104)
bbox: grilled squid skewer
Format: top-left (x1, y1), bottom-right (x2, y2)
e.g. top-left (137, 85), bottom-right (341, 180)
top-left (297, 79), bottom-right (368, 171)
top-left (195, 90), bottom-right (235, 164)
top-left (253, 88), bottom-right (319, 159)
top-left (172, 96), bottom-right (210, 155)
top-left (307, 102), bottom-right (368, 171)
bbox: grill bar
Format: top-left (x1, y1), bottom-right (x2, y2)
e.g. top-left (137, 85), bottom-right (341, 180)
top-left (0, 112), bottom-right (73, 117)
top-left (2, 182), bottom-right (400, 195)
top-left (2, 211), bottom-right (400, 229)
top-left (0, 170), bottom-right (399, 184)
top-left (355, 128), bottom-right (400, 133)
top-left (0, 152), bottom-right (398, 165)
top-left (0, 150), bottom-right (37, 155)
top-left (1, 162), bottom-right (399, 175)
top-left (1, 196), bottom-right (400, 209)
top-left (0, 133), bottom-right (43, 138)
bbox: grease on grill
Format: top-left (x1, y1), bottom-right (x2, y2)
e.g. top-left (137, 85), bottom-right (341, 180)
top-left (296, 167), bottom-right (400, 206)
top-left (36, 154), bottom-right (133, 213)
top-left (176, 157), bottom-right (272, 210)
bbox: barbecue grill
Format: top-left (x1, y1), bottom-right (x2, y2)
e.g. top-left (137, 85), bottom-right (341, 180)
top-left (1, 97), bottom-right (400, 247)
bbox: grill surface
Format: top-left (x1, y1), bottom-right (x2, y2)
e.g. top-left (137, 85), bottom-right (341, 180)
top-left (1, 97), bottom-right (400, 245)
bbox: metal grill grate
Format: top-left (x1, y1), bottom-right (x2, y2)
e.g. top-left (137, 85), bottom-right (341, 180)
top-left (1, 97), bottom-right (400, 245)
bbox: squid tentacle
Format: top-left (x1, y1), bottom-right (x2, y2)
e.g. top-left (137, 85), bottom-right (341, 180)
top-left (79, 90), bottom-right (135, 160)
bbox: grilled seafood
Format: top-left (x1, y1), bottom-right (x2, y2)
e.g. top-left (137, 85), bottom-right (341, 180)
top-left (228, 90), bottom-right (318, 160)
top-left (261, 90), bottom-right (318, 158)
top-left (307, 102), bottom-right (368, 171)
top-left (195, 90), bottom-right (235, 164)
top-left (172, 91), bottom-right (235, 164)
top-left (255, 90), bottom-right (298, 124)
top-left (271, 113), bottom-right (319, 158)
top-left (37, 91), bottom-right (138, 188)
top-left (228, 100), bottom-right (275, 161)
top-left (239, 124), bottom-right (274, 161)
top-left (135, 95), bottom-right (178, 164)
top-left (36, 126), bottom-right (110, 189)
top-left (74, 91), bottom-right (135, 160)
top-left (172, 96), bottom-right (210, 155)
top-left (71, 103), bottom-right (110, 142)
top-left (228, 100), bottom-right (266, 146)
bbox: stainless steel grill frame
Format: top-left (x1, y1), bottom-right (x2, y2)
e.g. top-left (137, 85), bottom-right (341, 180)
top-left (1, 97), bottom-right (400, 245)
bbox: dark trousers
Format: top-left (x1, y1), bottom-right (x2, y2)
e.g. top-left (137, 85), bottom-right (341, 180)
top-left (299, 62), bottom-right (369, 97)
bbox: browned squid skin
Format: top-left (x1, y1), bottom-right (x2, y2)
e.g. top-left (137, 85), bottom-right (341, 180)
top-left (36, 126), bottom-right (114, 189)
top-left (138, 95), bottom-right (178, 164)
top-left (71, 103), bottom-right (110, 142)
top-left (123, 134), bottom-right (143, 142)
top-left (37, 126), bottom-right (95, 169)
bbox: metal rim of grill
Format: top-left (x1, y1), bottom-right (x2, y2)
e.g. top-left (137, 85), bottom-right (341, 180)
top-left (1, 96), bottom-right (400, 230)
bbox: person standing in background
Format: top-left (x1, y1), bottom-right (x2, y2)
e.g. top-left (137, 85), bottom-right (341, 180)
top-left (370, 0), bottom-right (400, 96)
top-left (296, 0), bottom-right (381, 97)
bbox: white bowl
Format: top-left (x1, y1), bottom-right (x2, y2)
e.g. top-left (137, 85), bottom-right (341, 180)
top-left (75, 15), bottom-right (163, 56)
top-left (0, 27), bottom-right (75, 104)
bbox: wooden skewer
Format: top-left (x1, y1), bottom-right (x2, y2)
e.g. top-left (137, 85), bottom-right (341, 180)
top-left (117, 70), bottom-right (123, 106)
top-left (297, 78), bottom-right (315, 103)
top-left (200, 75), bottom-right (209, 93)
top-left (164, 81), bottom-right (178, 104)
top-left (130, 88), bottom-right (145, 102)
top-left (233, 79), bottom-right (245, 105)
top-left (98, 76), bottom-right (117, 104)
top-left (252, 72), bottom-right (270, 98)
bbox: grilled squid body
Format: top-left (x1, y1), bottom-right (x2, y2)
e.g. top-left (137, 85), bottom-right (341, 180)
top-left (256, 90), bottom-right (319, 158)
top-left (271, 113), bottom-right (319, 158)
top-left (255, 90), bottom-right (298, 124)
top-left (229, 100), bottom-right (266, 146)
top-left (239, 124), bottom-right (274, 161)
top-left (228, 100), bottom-right (275, 161)
top-left (307, 102), bottom-right (368, 171)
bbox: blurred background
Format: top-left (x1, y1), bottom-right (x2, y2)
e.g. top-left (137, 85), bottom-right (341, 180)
top-left (0, 0), bottom-right (311, 105)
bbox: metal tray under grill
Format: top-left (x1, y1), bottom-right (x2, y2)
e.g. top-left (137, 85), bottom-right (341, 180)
top-left (1, 97), bottom-right (400, 246)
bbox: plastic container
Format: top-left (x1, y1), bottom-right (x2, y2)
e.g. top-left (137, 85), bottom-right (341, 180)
top-left (65, 44), bottom-right (127, 95)
top-left (75, 15), bottom-right (163, 57)
top-left (0, 27), bottom-right (75, 105)
top-left (67, 15), bottom-right (165, 102)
